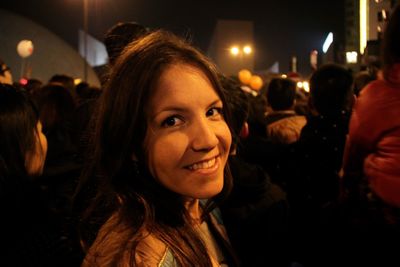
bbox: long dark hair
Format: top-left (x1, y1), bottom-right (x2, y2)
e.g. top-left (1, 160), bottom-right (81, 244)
top-left (75, 30), bottom-right (234, 266)
top-left (0, 83), bottom-right (39, 196)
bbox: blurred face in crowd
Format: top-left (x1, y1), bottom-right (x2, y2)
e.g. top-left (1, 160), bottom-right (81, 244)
top-left (144, 63), bottom-right (231, 201)
top-left (26, 121), bottom-right (48, 176)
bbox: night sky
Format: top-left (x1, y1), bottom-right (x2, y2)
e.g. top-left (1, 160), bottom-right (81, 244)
top-left (0, 0), bottom-right (345, 76)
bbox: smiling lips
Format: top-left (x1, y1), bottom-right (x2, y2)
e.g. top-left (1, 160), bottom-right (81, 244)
top-left (187, 156), bottom-right (218, 171)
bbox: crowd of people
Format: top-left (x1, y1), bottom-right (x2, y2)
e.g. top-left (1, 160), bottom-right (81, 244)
top-left (1, 3), bottom-right (400, 267)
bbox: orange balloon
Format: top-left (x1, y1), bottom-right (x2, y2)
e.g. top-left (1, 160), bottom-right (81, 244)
top-left (249, 75), bottom-right (263, 90)
top-left (238, 69), bottom-right (252, 85)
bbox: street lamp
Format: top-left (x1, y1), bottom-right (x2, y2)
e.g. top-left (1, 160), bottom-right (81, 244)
top-left (243, 45), bottom-right (252, 55)
top-left (229, 44), bottom-right (253, 68)
top-left (228, 44), bottom-right (253, 76)
top-left (229, 45), bottom-right (253, 57)
top-left (230, 46), bottom-right (240, 56)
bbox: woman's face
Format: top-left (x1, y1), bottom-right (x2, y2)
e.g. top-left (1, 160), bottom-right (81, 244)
top-left (26, 121), bottom-right (48, 176)
top-left (144, 63), bottom-right (231, 200)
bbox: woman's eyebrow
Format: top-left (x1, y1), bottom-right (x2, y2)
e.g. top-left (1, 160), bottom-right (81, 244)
top-left (207, 99), bottom-right (223, 107)
top-left (151, 98), bottom-right (222, 119)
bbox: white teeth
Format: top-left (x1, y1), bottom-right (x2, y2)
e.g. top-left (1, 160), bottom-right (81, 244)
top-left (188, 157), bottom-right (216, 170)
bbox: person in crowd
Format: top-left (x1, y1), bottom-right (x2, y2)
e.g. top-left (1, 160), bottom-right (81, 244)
top-left (49, 74), bottom-right (77, 101)
top-left (238, 86), bottom-right (285, 187)
top-left (104, 21), bottom-right (149, 67)
top-left (286, 63), bottom-right (354, 211)
top-left (352, 70), bottom-right (375, 96)
top-left (246, 91), bottom-right (269, 139)
top-left (339, 6), bottom-right (400, 265)
top-left (72, 81), bottom-right (101, 149)
top-left (23, 78), bottom-right (43, 95)
top-left (342, 3), bottom-right (400, 217)
top-left (34, 83), bottom-right (81, 216)
top-left (265, 77), bottom-right (306, 144)
top-left (97, 21), bottom-right (149, 85)
top-left (0, 83), bottom-right (81, 266)
top-left (75, 81), bottom-right (101, 105)
top-left (74, 30), bottom-right (239, 267)
top-left (276, 63), bottom-right (353, 267)
top-left (219, 75), bottom-right (290, 267)
top-left (352, 60), bottom-right (381, 98)
top-left (73, 21), bottom-right (148, 155)
top-left (0, 58), bottom-right (12, 85)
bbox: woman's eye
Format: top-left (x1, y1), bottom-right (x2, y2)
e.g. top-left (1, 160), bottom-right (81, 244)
top-left (161, 116), bottom-right (182, 127)
top-left (206, 107), bottom-right (223, 117)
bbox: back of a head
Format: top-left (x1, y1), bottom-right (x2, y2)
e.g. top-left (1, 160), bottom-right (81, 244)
top-left (24, 78), bottom-right (43, 95)
top-left (49, 74), bottom-right (75, 93)
top-left (104, 21), bottom-right (148, 66)
top-left (310, 63), bottom-right (353, 115)
top-left (76, 82), bottom-right (101, 101)
top-left (382, 3), bottom-right (400, 82)
top-left (220, 75), bottom-right (249, 145)
top-left (36, 84), bottom-right (75, 133)
top-left (0, 83), bottom-right (38, 178)
top-left (267, 77), bottom-right (297, 111)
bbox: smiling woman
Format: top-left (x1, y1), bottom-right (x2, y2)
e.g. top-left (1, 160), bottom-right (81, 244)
top-left (144, 64), bottom-right (231, 201)
top-left (75, 30), bottom-right (239, 267)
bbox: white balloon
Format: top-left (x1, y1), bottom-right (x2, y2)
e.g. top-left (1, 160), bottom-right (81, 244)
top-left (17, 40), bottom-right (34, 58)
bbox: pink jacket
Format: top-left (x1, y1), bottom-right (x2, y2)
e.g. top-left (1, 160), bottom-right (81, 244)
top-left (343, 64), bottom-right (400, 207)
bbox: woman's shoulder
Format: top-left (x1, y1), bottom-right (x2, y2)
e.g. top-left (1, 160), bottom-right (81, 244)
top-left (135, 233), bottom-right (174, 267)
top-left (83, 213), bottom-right (175, 267)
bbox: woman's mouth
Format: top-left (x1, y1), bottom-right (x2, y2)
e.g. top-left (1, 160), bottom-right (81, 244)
top-left (187, 157), bottom-right (217, 171)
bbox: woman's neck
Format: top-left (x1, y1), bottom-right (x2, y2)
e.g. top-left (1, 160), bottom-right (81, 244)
top-left (184, 198), bottom-right (201, 223)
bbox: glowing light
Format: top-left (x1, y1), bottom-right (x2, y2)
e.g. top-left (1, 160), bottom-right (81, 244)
top-left (281, 74), bottom-right (287, 78)
top-left (360, 0), bottom-right (368, 54)
top-left (243, 45), bottom-right (252, 54)
top-left (346, 51), bottom-right (358, 64)
top-left (381, 10), bottom-right (387, 20)
top-left (297, 81), bottom-right (303, 88)
top-left (19, 78), bottom-right (28, 85)
top-left (74, 78), bottom-right (82, 85)
top-left (322, 32), bottom-right (333, 53)
top-left (295, 81), bottom-right (309, 93)
top-left (302, 81), bottom-right (310, 93)
top-left (230, 46), bottom-right (240, 56)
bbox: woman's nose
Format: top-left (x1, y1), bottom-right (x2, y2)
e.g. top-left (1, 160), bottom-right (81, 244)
top-left (190, 118), bottom-right (219, 152)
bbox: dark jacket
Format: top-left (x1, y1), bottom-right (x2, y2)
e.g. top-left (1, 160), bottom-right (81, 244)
top-left (220, 155), bottom-right (289, 267)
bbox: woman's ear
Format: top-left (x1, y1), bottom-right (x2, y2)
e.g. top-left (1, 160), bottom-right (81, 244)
top-left (132, 153), bottom-right (138, 161)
